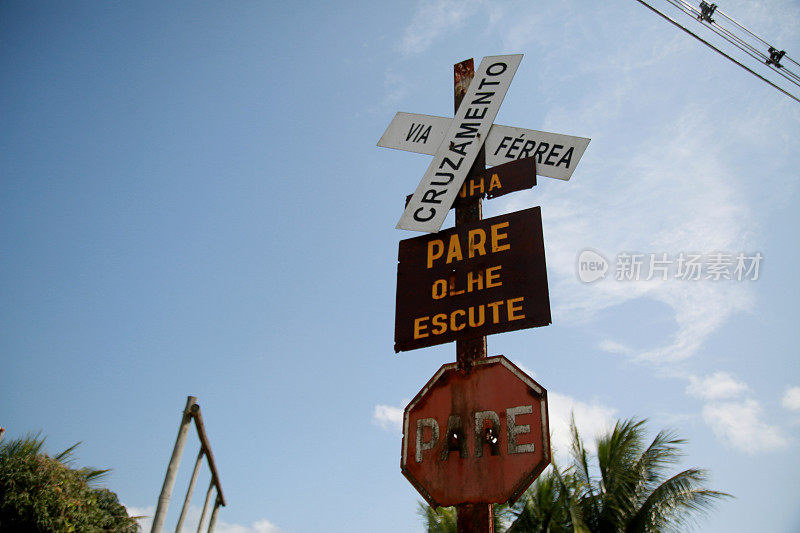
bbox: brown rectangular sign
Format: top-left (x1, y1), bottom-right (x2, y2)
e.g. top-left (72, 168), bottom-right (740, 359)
top-left (395, 206), bottom-right (551, 352)
top-left (405, 157), bottom-right (537, 209)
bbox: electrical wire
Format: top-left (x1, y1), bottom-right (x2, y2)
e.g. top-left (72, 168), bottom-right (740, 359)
top-left (666, 0), bottom-right (800, 88)
top-left (633, 0), bottom-right (800, 104)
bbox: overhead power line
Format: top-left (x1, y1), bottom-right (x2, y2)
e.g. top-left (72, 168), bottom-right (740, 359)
top-left (633, 0), bottom-right (800, 104)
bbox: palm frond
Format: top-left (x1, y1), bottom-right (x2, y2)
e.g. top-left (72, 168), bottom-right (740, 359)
top-left (0, 431), bottom-right (47, 458)
top-left (630, 468), bottom-right (731, 532)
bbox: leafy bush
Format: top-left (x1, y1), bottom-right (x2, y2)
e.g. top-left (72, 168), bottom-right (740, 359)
top-left (0, 433), bottom-right (139, 532)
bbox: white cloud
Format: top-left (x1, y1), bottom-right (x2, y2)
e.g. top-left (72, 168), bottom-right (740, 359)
top-left (397, 0), bottom-right (483, 56)
top-left (782, 386), bottom-right (800, 411)
top-left (598, 339), bottom-right (633, 355)
top-left (373, 403), bottom-right (404, 433)
top-left (547, 391), bottom-right (617, 465)
top-left (125, 505), bottom-right (283, 533)
top-left (702, 398), bottom-right (788, 453)
top-left (686, 371), bottom-right (749, 401)
top-left (512, 359), bottom-right (536, 379)
top-left (499, 105), bottom-right (757, 366)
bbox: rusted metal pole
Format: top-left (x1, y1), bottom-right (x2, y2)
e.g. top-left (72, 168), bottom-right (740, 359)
top-left (453, 58), bottom-right (493, 533)
top-left (175, 447), bottom-right (205, 532)
top-left (196, 479), bottom-right (214, 533)
top-left (206, 497), bottom-right (222, 533)
top-left (152, 396), bottom-right (198, 533)
top-left (0, 427), bottom-right (5, 443)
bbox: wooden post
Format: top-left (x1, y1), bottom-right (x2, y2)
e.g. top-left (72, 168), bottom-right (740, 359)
top-left (206, 497), bottom-right (222, 533)
top-left (175, 447), bottom-right (205, 532)
top-left (152, 396), bottom-right (198, 533)
top-left (196, 479), bottom-right (215, 533)
top-left (453, 58), bottom-right (493, 533)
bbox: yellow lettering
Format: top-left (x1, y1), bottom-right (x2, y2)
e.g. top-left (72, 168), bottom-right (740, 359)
top-left (448, 274), bottom-right (464, 296)
top-left (432, 279), bottom-right (447, 299)
top-left (427, 240), bottom-right (444, 268)
top-left (446, 234), bottom-right (463, 264)
top-left (467, 270), bottom-right (484, 292)
top-left (485, 265), bottom-right (502, 288)
top-left (488, 173), bottom-right (501, 191)
top-left (491, 222), bottom-right (510, 253)
top-left (507, 297), bottom-right (525, 321)
top-left (431, 313), bottom-right (448, 335)
top-left (414, 316), bottom-right (429, 339)
top-left (450, 309), bottom-right (466, 331)
top-left (468, 305), bottom-right (485, 327)
top-left (468, 228), bottom-right (486, 258)
top-left (487, 301), bottom-right (504, 323)
top-left (470, 178), bottom-right (484, 197)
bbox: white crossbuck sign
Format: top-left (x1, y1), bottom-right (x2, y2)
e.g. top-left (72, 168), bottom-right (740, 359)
top-left (378, 54), bottom-right (590, 233)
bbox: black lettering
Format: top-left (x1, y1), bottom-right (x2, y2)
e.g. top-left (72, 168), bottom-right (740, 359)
top-left (545, 144), bottom-right (563, 166)
top-left (439, 156), bottom-right (463, 170)
top-left (405, 123), bottom-right (422, 142)
top-left (418, 125), bottom-right (431, 143)
top-left (450, 141), bottom-right (470, 156)
top-left (431, 172), bottom-right (454, 186)
top-left (520, 139), bottom-right (535, 159)
top-left (533, 142), bottom-right (549, 162)
top-left (464, 107), bottom-right (487, 120)
top-left (478, 78), bottom-right (500, 89)
top-left (506, 137), bottom-right (523, 159)
top-left (421, 189), bottom-right (447, 204)
top-left (471, 92), bottom-right (494, 105)
top-left (455, 122), bottom-right (479, 139)
top-left (413, 207), bottom-right (436, 222)
top-left (486, 62), bottom-right (507, 76)
top-left (494, 136), bottom-right (511, 156)
top-left (557, 146), bottom-right (574, 168)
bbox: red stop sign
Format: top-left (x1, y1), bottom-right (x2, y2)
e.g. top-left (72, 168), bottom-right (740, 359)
top-left (401, 356), bottom-right (550, 507)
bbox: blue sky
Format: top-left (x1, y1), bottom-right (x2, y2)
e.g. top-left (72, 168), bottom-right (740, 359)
top-left (2, 1), bottom-right (799, 532)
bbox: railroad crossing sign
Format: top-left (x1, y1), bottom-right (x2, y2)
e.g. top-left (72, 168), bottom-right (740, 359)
top-left (401, 356), bottom-right (550, 507)
top-left (378, 53), bottom-right (591, 233)
top-left (394, 54), bottom-right (523, 233)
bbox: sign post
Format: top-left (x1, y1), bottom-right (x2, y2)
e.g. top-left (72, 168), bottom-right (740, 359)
top-left (379, 55), bottom-right (588, 532)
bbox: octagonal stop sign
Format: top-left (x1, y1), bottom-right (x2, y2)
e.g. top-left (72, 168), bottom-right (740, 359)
top-left (401, 356), bottom-right (550, 507)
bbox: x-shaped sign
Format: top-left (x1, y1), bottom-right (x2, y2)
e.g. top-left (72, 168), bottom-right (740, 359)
top-left (378, 54), bottom-right (590, 233)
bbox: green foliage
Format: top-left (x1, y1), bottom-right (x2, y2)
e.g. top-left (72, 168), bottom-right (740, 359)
top-left (0, 433), bottom-right (139, 532)
top-left (418, 417), bottom-right (729, 533)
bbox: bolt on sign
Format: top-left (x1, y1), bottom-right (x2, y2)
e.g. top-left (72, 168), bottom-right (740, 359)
top-left (397, 54), bottom-right (523, 233)
top-left (395, 206), bottom-right (551, 352)
top-left (402, 356), bottom-right (550, 507)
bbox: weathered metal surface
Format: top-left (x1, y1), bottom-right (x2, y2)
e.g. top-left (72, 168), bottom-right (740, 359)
top-left (378, 112), bottom-right (590, 181)
top-left (394, 206), bottom-right (551, 352)
top-left (405, 157), bottom-right (537, 209)
top-left (397, 54), bottom-right (523, 233)
top-left (401, 356), bottom-right (551, 507)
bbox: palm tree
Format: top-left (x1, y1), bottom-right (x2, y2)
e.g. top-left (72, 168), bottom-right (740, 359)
top-left (506, 467), bottom-right (574, 533)
top-left (420, 417), bottom-right (729, 532)
top-left (566, 418), bottom-right (729, 532)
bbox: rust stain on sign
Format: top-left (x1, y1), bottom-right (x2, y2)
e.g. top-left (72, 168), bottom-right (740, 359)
top-left (394, 206), bottom-right (551, 353)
